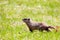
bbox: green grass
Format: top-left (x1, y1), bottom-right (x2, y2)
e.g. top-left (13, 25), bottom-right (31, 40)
top-left (0, 0), bottom-right (60, 40)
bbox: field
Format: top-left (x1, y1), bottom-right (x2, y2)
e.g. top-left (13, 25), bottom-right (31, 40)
top-left (0, 0), bottom-right (60, 40)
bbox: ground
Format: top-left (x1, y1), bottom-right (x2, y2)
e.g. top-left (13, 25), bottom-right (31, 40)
top-left (0, 0), bottom-right (60, 40)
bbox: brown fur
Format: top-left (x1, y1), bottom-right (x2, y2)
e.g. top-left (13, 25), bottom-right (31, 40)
top-left (22, 18), bottom-right (55, 32)
top-left (39, 26), bottom-right (55, 32)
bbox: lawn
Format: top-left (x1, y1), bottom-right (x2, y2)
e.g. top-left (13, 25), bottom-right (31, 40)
top-left (0, 0), bottom-right (60, 40)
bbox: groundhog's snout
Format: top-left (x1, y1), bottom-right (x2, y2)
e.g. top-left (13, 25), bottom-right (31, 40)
top-left (22, 18), bottom-right (28, 22)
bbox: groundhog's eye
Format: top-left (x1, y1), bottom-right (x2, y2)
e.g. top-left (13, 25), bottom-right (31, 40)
top-left (28, 19), bottom-right (30, 20)
top-left (23, 18), bottom-right (30, 21)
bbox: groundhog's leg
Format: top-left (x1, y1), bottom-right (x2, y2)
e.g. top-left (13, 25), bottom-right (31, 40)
top-left (45, 28), bottom-right (50, 32)
top-left (29, 29), bottom-right (33, 32)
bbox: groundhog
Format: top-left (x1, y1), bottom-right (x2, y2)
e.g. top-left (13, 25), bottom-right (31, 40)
top-left (22, 18), bottom-right (55, 32)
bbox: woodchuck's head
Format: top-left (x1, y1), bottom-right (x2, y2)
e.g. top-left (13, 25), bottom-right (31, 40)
top-left (22, 18), bottom-right (30, 23)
